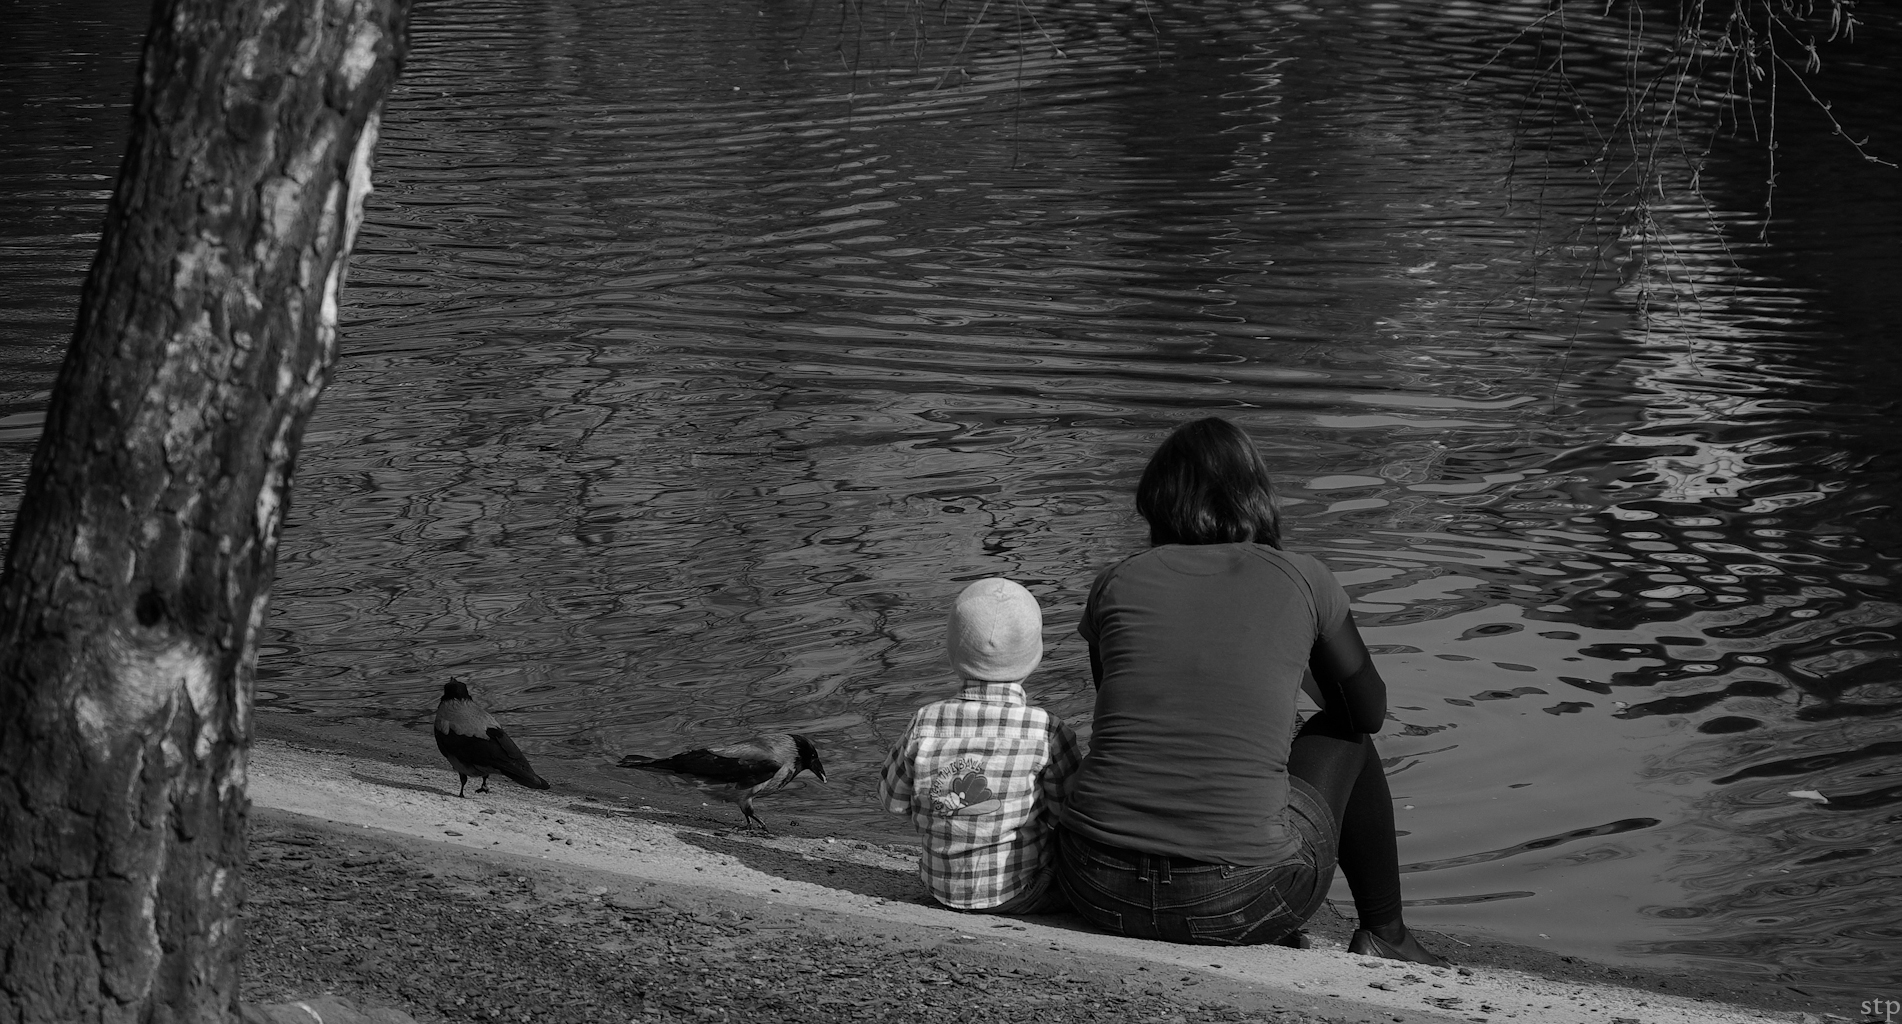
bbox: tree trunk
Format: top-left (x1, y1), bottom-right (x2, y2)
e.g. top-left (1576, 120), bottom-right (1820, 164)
top-left (0, 1), bottom-right (409, 1021)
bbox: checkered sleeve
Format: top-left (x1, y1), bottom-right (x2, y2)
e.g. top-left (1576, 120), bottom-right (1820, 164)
top-left (877, 719), bottom-right (917, 815)
top-left (1036, 717), bottom-right (1081, 827)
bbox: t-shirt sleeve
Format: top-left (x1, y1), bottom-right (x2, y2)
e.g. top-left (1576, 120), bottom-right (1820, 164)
top-left (1077, 563), bottom-right (1118, 645)
top-left (1291, 550), bottom-right (1353, 639)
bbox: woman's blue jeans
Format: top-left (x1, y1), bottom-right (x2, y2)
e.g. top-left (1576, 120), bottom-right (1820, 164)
top-left (1053, 778), bottom-right (1337, 946)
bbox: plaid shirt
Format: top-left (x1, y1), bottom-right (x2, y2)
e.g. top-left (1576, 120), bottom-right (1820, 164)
top-left (878, 680), bottom-right (1081, 910)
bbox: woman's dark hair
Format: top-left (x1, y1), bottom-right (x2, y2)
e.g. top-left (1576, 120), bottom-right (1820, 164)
top-left (1135, 417), bottom-right (1282, 548)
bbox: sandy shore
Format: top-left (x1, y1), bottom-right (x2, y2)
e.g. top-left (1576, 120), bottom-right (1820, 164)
top-left (243, 714), bottom-right (1824, 1024)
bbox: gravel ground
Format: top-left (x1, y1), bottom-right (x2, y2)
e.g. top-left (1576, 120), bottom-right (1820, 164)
top-left (242, 813), bottom-right (1352, 1024)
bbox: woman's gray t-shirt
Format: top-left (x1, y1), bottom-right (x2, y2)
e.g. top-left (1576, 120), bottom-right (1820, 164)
top-left (1064, 542), bottom-right (1352, 865)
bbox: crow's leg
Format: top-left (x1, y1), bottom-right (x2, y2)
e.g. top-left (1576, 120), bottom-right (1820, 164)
top-left (477, 775), bottom-right (491, 793)
top-left (458, 775), bottom-right (470, 798)
top-left (738, 797), bottom-right (772, 835)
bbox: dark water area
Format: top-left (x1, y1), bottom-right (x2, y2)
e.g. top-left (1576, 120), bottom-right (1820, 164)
top-left (4, 0), bottom-right (1900, 1001)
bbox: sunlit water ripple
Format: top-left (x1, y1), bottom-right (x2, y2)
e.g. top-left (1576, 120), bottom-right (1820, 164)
top-left (2, 0), bottom-right (1898, 999)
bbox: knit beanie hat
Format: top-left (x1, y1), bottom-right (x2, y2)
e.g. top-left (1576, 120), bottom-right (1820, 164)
top-left (947, 578), bottom-right (1044, 682)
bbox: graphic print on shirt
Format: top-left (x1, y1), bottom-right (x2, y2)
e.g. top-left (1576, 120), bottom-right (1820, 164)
top-left (928, 756), bottom-right (1002, 817)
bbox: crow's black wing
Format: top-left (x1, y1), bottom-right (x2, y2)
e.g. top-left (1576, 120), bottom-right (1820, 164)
top-left (619, 748), bottom-right (781, 788)
top-left (437, 726), bottom-right (548, 789)
top-left (485, 727), bottom-right (549, 788)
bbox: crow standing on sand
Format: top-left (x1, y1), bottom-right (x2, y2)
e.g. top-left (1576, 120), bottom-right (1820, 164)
top-left (434, 680), bottom-right (551, 798)
top-left (618, 734), bottom-right (825, 831)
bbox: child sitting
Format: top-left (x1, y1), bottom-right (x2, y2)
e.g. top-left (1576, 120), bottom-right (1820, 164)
top-left (878, 578), bottom-right (1081, 913)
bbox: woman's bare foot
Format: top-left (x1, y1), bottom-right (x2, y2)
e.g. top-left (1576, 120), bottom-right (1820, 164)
top-left (1349, 926), bottom-right (1450, 968)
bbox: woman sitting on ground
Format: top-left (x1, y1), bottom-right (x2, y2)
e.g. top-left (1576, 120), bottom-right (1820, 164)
top-left (1054, 416), bottom-right (1445, 964)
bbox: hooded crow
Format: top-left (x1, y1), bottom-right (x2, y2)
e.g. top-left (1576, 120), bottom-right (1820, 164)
top-left (617, 733), bottom-right (825, 831)
top-left (434, 680), bottom-right (551, 798)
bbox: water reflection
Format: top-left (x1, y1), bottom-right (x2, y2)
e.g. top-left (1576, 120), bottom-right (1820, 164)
top-left (1, 0), bottom-right (1898, 999)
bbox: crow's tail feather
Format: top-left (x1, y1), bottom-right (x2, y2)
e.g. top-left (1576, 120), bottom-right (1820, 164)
top-left (502, 764), bottom-right (551, 789)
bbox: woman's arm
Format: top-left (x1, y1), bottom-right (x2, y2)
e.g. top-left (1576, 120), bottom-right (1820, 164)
top-left (1309, 614), bottom-right (1387, 734)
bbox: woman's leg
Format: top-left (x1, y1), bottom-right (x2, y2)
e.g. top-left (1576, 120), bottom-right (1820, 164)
top-left (1288, 706), bottom-right (1447, 966)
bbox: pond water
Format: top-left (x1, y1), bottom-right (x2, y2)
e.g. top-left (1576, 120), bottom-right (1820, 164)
top-left (4, 0), bottom-right (1899, 1001)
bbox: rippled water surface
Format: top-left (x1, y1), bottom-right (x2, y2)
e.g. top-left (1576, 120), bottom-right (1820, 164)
top-left (5, 0), bottom-right (1900, 999)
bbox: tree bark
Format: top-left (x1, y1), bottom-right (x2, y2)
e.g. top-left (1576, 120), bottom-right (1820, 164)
top-left (0, 1), bottom-right (408, 1021)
